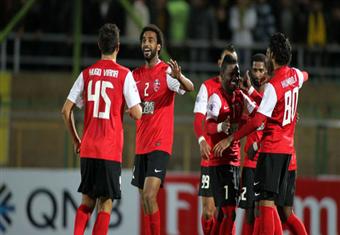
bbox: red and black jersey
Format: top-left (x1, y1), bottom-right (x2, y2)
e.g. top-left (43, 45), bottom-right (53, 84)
top-left (133, 60), bottom-right (185, 155)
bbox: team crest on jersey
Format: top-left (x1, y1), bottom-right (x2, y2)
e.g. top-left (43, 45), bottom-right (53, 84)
top-left (153, 79), bottom-right (160, 92)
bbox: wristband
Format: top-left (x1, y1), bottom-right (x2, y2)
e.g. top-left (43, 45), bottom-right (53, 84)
top-left (217, 123), bottom-right (223, 133)
top-left (248, 86), bottom-right (255, 95)
top-left (252, 142), bottom-right (258, 151)
top-left (198, 136), bottom-right (206, 144)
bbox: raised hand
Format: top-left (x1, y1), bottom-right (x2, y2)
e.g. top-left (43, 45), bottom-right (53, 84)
top-left (221, 116), bottom-right (231, 135)
top-left (240, 70), bottom-right (252, 91)
top-left (167, 59), bottom-right (181, 80)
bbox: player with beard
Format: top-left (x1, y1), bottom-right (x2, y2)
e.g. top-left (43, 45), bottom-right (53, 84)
top-left (205, 54), bottom-right (257, 235)
top-left (193, 44), bottom-right (238, 235)
top-left (214, 33), bottom-right (308, 235)
top-left (131, 24), bottom-right (194, 235)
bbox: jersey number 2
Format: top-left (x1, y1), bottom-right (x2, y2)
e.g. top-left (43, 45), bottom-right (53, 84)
top-left (88, 80), bottom-right (113, 119)
top-left (282, 87), bottom-right (298, 126)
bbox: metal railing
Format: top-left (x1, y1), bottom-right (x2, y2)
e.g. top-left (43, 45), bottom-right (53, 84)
top-left (1, 33), bottom-right (340, 79)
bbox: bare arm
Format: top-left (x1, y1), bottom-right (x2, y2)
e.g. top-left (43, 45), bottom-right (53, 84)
top-left (168, 59), bottom-right (194, 92)
top-left (61, 99), bottom-right (81, 154)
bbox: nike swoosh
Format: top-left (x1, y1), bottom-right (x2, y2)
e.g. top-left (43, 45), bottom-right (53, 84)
top-left (154, 169), bottom-right (162, 173)
top-left (255, 192), bottom-right (260, 196)
top-left (254, 181), bottom-right (260, 186)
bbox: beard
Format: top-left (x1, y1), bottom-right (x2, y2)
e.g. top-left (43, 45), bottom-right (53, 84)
top-left (143, 47), bottom-right (157, 62)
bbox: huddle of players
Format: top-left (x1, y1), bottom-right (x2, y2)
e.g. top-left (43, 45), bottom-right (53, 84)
top-left (63, 21), bottom-right (308, 235)
top-left (193, 35), bottom-right (308, 235)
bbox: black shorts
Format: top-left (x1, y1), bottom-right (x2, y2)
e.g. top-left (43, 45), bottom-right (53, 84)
top-left (198, 166), bottom-right (213, 197)
top-left (78, 158), bottom-right (121, 200)
top-left (279, 170), bottom-right (296, 207)
top-left (254, 153), bottom-right (291, 206)
top-left (210, 165), bottom-right (240, 207)
top-left (238, 167), bottom-right (256, 209)
top-left (131, 150), bottom-right (170, 189)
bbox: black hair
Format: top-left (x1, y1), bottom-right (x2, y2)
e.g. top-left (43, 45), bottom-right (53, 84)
top-left (269, 32), bottom-right (292, 66)
top-left (251, 53), bottom-right (266, 64)
top-left (98, 23), bottom-right (120, 55)
top-left (139, 24), bottom-right (164, 52)
top-left (222, 43), bottom-right (236, 54)
top-left (221, 54), bottom-right (237, 71)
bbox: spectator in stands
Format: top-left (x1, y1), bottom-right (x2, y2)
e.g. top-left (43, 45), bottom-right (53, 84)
top-left (293, 0), bottom-right (309, 43)
top-left (253, 0), bottom-right (276, 43)
top-left (229, 0), bottom-right (257, 47)
top-left (329, 2), bottom-right (340, 44)
top-left (212, 0), bottom-right (232, 41)
top-left (274, 0), bottom-right (294, 41)
top-left (149, 0), bottom-right (170, 40)
top-left (187, 0), bottom-right (218, 62)
top-left (126, 0), bottom-right (150, 40)
top-left (167, 0), bottom-right (190, 43)
top-left (307, 0), bottom-right (327, 48)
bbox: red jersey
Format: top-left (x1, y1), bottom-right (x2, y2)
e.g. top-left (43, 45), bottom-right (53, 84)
top-left (67, 60), bottom-right (141, 162)
top-left (133, 60), bottom-right (185, 155)
top-left (257, 66), bottom-right (305, 154)
top-left (206, 88), bottom-right (256, 166)
top-left (193, 76), bottom-right (221, 167)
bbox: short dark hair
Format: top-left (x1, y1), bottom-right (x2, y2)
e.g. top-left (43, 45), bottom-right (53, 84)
top-left (221, 54), bottom-right (237, 71)
top-left (269, 32), bottom-right (292, 66)
top-left (251, 53), bottom-right (266, 64)
top-left (98, 23), bottom-right (120, 55)
top-left (222, 43), bottom-right (236, 54)
top-left (140, 24), bottom-right (164, 52)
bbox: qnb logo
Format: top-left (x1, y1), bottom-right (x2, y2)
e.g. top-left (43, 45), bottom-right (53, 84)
top-left (294, 196), bottom-right (338, 235)
top-left (0, 184), bottom-right (15, 233)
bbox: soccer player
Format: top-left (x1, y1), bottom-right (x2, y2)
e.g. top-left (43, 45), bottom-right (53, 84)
top-left (278, 151), bottom-right (308, 235)
top-left (193, 44), bottom-right (238, 235)
top-left (205, 54), bottom-right (256, 235)
top-left (238, 53), bottom-right (268, 235)
top-left (130, 24), bottom-right (194, 235)
top-left (61, 23), bottom-right (142, 235)
top-left (214, 33), bottom-right (308, 235)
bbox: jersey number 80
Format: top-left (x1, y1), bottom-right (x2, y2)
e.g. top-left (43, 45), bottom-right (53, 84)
top-left (282, 87), bottom-right (298, 126)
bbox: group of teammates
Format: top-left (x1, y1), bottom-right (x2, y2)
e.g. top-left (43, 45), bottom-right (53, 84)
top-left (62, 23), bottom-right (194, 235)
top-left (194, 36), bottom-right (309, 235)
top-left (62, 22), bottom-right (309, 235)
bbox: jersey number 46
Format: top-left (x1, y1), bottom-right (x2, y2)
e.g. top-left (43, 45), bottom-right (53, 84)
top-left (88, 80), bottom-right (113, 119)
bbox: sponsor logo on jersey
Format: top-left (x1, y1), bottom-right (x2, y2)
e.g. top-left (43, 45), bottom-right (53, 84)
top-left (153, 79), bottom-right (160, 92)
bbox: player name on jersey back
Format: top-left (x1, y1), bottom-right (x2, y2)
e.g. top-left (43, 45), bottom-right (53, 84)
top-left (89, 68), bottom-right (119, 78)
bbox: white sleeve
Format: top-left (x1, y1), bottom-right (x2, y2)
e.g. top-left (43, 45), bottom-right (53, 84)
top-left (67, 72), bottom-right (84, 108)
top-left (257, 83), bottom-right (277, 118)
top-left (241, 91), bottom-right (256, 114)
top-left (193, 84), bottom-right (208, 114)
top-left (123, 71), bottom-right (141, 108)
top-left (166, 66), bottom-right (186, 95)
top-left (293, 67), bottom-right (304, 89)
top-left (206, 93), bottom-right (221, 121)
